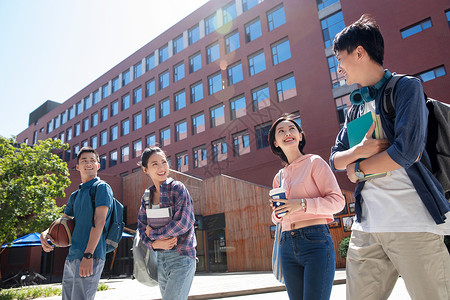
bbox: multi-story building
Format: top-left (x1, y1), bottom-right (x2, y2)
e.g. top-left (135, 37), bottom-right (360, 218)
top-left (15, 0), bottom-right (449, 272)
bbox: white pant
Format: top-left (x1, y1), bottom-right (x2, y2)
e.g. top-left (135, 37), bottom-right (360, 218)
top-left (62, 258), bottom-right (105, 300)
top-left (346, 231), bottom-right (450, 300)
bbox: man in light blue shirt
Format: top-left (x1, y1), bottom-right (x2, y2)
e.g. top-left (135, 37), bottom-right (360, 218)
top-left (40, 147), bottom-right (113, 300)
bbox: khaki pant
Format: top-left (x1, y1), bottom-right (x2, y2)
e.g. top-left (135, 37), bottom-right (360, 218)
top-left (346, 231), bottom-right (450, 300)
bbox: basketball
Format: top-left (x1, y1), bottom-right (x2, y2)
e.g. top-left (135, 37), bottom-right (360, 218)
top-left (48, 217), bottom-right (75, 247)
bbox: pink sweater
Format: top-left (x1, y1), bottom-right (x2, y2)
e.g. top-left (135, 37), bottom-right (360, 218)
top-left (272, 154), bottom-right (345, 229)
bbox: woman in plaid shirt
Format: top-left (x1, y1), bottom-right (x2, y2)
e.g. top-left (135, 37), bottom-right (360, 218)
top-left (138, 147), bottom-right (197, 300)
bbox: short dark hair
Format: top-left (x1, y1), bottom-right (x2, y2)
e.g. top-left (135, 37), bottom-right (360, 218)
top-left (333, 14), bottom-right (384, 65)
top-left (268, 113), bottom-right (306, 164)
top-left (77, 147), bottom-right (99, 164)
top-left (139, 147), bottom-right (166, 168)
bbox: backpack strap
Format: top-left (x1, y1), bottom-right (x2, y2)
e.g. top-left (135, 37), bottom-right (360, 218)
top-left (89, 180), bottom-right (104, 228)
top-left (382, 74), bottom-right (407, 124)
top-left (143, 188), bottom-right (151, 209)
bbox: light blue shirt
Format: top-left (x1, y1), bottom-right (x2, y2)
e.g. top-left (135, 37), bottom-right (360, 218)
top-left (64, 177), bottom-right (113, 260)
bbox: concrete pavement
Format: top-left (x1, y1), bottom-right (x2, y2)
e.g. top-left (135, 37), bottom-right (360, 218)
top-left (35, 269), bottom-right (411, 299)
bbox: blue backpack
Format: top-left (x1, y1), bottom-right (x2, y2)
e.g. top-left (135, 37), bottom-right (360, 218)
top-left (89, 180), bottom-right (125, 253)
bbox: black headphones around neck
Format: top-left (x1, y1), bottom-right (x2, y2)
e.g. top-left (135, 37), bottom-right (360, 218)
top-left (350, 70), bottom-right (392, 105)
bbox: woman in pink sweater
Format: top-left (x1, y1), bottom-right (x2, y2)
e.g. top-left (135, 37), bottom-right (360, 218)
top-left (269, 114), bottom-right (345, 300)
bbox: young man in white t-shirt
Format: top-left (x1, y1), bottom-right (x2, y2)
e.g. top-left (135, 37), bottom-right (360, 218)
top-left (330, 14), bottom-right (450, 300)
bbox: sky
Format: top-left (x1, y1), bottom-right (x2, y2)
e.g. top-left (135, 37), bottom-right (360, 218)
top-left (0, 0), bottom-right (209, 138)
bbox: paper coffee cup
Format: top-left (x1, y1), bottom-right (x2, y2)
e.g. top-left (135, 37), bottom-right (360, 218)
top-left (269, 187), bottom-right (287, 217)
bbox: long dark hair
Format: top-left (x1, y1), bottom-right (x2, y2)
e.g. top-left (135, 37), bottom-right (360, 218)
top-left (139, 146), bottom-right (166, 168)
top-left (268, 114), bottom-right (306, 164)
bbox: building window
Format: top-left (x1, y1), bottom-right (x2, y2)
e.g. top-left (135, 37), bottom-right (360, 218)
top-left (208, 72), bottom-right (223, 95)
top-left (110, 150), bottom-right (118, 167)
top-left (321, 11), bottom-right (345, 48)
top-left (102, 83), bottom-right (109, 99)
top-left (74, 123), bottom-right (81, 137)
top-left (192, 112), bottom-right (205, 135)
top-left (121, 94), bottom-right (130, 111)
top-left (160, 127), bottom-right (171, 147)
top-left (73, 144), bottom-right (80, 159)
top-left (227, 62), bottom-right (243, 85)
top-left (271, 38), bottom-right (291, 65)
top-left (133, 87), bottom-right (142, 104)
top-left (146, 133), bottom-right (156, 147)
top-left (243, 0), bottom-right (262, 12)
top-left (91, 135), bottom-right (98, 149)
top-left (175, 120), bottom-right (188, 141)
top-left (59, 132), bottom-right (65, 144)
top-left (122, 69), bottom-right (130, 86)
top-left (146, 106), bottom-right (155, 124)
top-left (401, 18), bottom-right (432, 39)
top-left (47, 121), bottom-right (53, 134)
top-left (223, 1), bottom-right (237, 24)
top-left (173, 35), bottom-right (184, 55)
top-left (53, 116), bottom-right (60, 130)
top-left (206, 42), bottom-right (220, 64)
top-left (255, 122), bottom-right (271, 149)
top-left (446, 10), bottom-right (450, 28)
top-left (100, 106), bottom-right (108, 123)
top-left (133, 140), bottom-right (142, 158)
top-left (146, 79), bottom-right (155, 97)
top-left (99, 155), bottom-right (106, 170)
top-left (91, 112), bottom-right (98, 128)
top-left (327, 56), bottom-right (346, 88)
top-left (335, 94), bottom-right (351, 128)
top-left (188, 24), bottom-right (200, 45)
top-left (112, 77), bottom-right (119, 93)
top-left (134, 61), bottom-right (142, 79)
top-left (212, 138), bottom-right (227, 162)
top-left (159, 44), bottom-right (169, 64)
top-left (67, 127), bottom-right (73, 141)
top-left (82, 117), bottom-right (89, 133)
top-left (233, 131), bottom-right (250, 156)
top-left (174, 62), bottom-right (185, 82)
top-left (111, 100), bottom-right (118, 116)
top-left (159, 70), bottom-right (169, 90)
top-left (100, 130), bottom-right (107, 146)
top-left (75, 101), bottom-right (82, 116)
top-left (276, 74), bottom-right (297, 102)
top-left (84, 96), bottom-right (91, 111)
top-left (267, 4), bottom-right (286, 31)
top-left (176, 152), bottom-right (189, 172)
top-left (146, 53), bottom-right (155, 71)
top-left (175, 90), bottom-right (186, 111)
top-left (110, 125), bottom-right (118, 141)
top-left (225, 30), bottom-right (240, 53)
top-left (230, 95), bottom-right (246, 119)
top-left (189, 52), bottom-right (202, 73)
top-left (248, 50), bottom-right (266, 76)
top-left (160, 98), bottom-right (170, 118)
top-left (252, 85), bottom-right (270, 111)
top-left (205, 13), bottom-right (217, 35)
top-left (210, 104), bottom-right (225, 128)
top-left (416, 65), bottom-right (446, 82)
top-left (121, 119), bottom-right (129, 136)
top-left (81, 140), bottom-right (88, 148)
top-left (193, 146), bottom-right (207, 168)
top-left (191, 81), bottom-right (204, 103)
top-left (68, 107), bottom-right (74, 120)
top-left (65, 149), bottom-right (71, 162)
top-left (317, 0), bottom-right (338, 10)
top-left (121, 145), bottom-right (130, 163)
top-left (133, 113), bottom-right (142, 131)
top-left (245, 18), bottom-right (262, 42)
top-left (93, 90), bottom-right (100, 105)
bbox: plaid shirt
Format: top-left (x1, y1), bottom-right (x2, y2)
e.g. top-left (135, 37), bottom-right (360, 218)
top-left (137, 178), bottom-right (197, 259)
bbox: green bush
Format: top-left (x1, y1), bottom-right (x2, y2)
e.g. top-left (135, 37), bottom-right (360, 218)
top-left (0, 283), bottom-right (108, 300)
top-left (338, 236), bottom-right (351, 258)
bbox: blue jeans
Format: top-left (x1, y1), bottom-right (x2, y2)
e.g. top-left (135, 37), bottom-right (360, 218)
top-left (61, 258), bottom-right (105, 300)
top-left (157, 250), bottom-right (196, 300)
top-left (280, 225), bottom-right (335, 300)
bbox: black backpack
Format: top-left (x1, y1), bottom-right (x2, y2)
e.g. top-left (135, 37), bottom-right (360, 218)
top-left (382, 74), bottom-right (450, 200)
top-left (89, 180), bottom-right (125, 253)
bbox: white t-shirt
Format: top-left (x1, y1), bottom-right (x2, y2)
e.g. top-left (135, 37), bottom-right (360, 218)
top-left (352, 101), bottom-right (450, 235)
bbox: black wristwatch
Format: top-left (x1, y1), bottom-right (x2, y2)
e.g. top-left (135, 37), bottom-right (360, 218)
top-left (83, 252), bottom-right (93, 259)
top-left (354, 161), bottom-right (365, 179)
